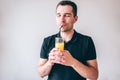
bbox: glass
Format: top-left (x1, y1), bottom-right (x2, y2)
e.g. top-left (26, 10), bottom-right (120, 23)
top-left (55, 37), bottom-right (64, 51)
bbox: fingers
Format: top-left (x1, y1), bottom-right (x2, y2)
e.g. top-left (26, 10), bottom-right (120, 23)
top-left (49, 52), bottom-right (55, 60)
top-left (48, 48), bottom-right (72, 66)
top-left (50, 48), bottom-right (59, 53)
top-left (48, 50), bottom-right (64, 64)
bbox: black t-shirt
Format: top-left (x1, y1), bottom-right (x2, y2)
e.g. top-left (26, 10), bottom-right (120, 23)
top-left (40, 30), bottom-right (96, 80)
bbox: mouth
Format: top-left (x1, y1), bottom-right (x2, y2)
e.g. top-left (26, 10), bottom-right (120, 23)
top-left (60, 24), bottom-right (66, 28)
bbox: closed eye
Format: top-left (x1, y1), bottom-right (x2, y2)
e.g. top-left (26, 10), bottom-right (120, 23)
top-left (56, 13), bottom-right (61, 17)
top-left (64, 13), bottom-right (71, 17)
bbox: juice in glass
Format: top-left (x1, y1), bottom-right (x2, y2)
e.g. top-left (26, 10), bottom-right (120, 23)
top-left (55, 37), bottom-right (64, 51)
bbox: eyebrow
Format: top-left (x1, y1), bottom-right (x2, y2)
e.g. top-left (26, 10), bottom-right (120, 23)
top-left (56, 13), bottom-right (72, 15)
top-left (65, 13), bottom-right (72, 15)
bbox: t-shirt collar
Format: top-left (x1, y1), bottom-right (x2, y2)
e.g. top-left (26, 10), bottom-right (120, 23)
top-left (56, 30), bottom-right (78, 43)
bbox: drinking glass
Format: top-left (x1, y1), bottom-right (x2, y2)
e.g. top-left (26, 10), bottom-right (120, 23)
top-left (55, 37), bottom-right (64, 51)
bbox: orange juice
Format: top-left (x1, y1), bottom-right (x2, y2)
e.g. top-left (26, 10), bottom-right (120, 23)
top-left (55, 43), bottom-right (64, 51)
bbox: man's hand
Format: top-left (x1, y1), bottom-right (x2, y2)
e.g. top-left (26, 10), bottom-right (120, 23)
top-left (58, 50), bottom-right (75, 66)
top-left (49, 48), bottom-right (75, 66)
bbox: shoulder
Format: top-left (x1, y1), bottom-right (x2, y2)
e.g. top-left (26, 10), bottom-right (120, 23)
top-left (74, 31), bottom-right (94, 47)
top-left (75, 31), bottom-right (92, 40)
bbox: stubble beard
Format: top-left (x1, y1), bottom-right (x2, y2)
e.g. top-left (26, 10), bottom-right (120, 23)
top-left (61, 26), bottom-right (73, 33)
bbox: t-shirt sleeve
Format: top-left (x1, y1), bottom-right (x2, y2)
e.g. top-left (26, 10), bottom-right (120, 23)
top-left (85, 37), bottom-right (97, 60)
top-left (40, 38), bottom-right (49, 59)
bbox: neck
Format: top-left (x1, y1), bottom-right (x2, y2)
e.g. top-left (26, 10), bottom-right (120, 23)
top-left (60, 29), bottom-right (74, 42)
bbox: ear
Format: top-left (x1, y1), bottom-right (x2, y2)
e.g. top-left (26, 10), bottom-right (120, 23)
top-left (74, 16), bottom-right (78, 22)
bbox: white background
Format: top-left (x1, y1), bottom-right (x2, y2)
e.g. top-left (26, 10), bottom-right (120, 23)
top-left (0, 0), bottom-right (120, 80)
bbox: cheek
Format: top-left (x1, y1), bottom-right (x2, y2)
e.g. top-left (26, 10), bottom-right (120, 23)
top-left (67, 19), bottom-right (75, 24)
top-left (56, 17), bottom-right (60, 23)
top-left (56, 19), bottom-right (59, 24)
top-left (56, 20), bottom-right (61, 27)
top-left (66, 17), bottom-right (74, 22)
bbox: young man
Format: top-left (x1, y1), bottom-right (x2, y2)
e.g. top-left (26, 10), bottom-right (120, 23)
top-left (38, 1), bottom-right (98, 80)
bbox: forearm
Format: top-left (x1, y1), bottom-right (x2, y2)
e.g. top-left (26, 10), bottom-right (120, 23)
top-left (71, 59), bottom-right (98, 80)
top-left (38, 60), bottom-right (53, 77)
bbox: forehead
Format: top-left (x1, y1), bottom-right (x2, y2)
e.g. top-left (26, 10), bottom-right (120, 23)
top-left (56, 5), bottom-right (73, 13)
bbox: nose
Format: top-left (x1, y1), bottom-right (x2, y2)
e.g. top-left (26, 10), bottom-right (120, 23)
top-left (60, 15), bottom-right (65, 23)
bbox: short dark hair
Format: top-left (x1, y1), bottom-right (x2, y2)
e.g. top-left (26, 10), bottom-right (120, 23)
top-left (56, 0), bottom-right (77, 17)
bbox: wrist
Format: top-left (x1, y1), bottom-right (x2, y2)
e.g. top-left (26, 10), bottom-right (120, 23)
top-left (70, 58), bottom-right (77, 68)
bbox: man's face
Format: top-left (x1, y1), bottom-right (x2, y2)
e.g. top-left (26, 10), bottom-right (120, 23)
top-left (56, 5), bottom-right (78, 32)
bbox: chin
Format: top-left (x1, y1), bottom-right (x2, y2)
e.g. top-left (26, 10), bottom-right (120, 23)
top-left (61, 30), bottom-right (69, 32)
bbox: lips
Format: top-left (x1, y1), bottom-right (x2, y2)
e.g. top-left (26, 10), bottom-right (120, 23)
top-left (60, 24), bottom-right (66, 27)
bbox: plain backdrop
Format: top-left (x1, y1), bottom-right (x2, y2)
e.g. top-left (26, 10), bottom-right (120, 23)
top-left (0, 0), bottom-right (120, 80)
